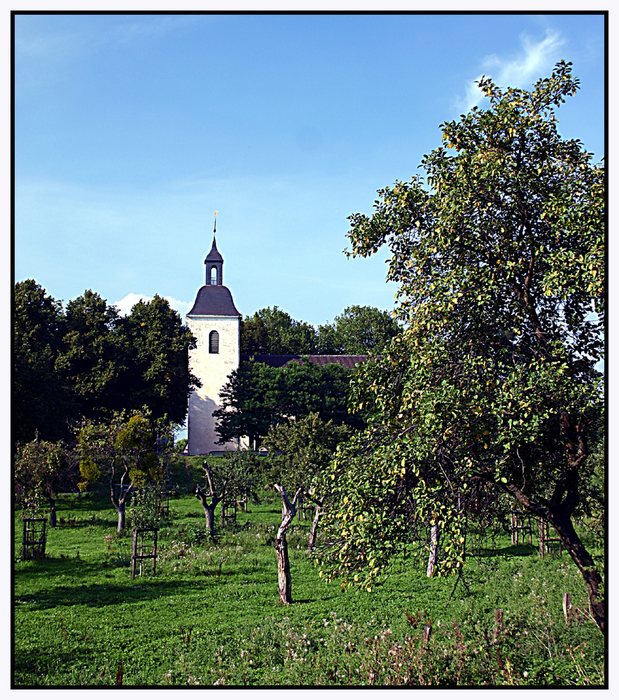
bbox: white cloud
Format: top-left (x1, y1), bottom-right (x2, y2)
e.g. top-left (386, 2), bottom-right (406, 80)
top-left (113, 293), bottom-right (191, 318)
top-left (457, 29), bottom-right (566, 113)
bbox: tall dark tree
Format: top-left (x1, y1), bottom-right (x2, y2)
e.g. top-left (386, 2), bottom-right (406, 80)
top-left (321, 63), bottom-right (605, 632)
top-left (316, 305), bottom-right (400, 354)
top-left (13, 280), bottom-right (72, 442)
top-left (214, 360), bottom-right (361, 449)
top-left (240, 306), bottom-right (317, 356)
top-left (278, 361), bottom-right (361, 427)
top-left (214, 361), bottom-right (282, 449)
top-left (56, 290), bottom-right (128, 420)
top-left (120, 295), bottom-right (199, 424)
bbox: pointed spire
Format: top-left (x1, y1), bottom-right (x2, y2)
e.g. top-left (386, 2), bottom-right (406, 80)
top-left (205, 211), bottom-right (223, 263)
top-left (205, 210), bottom-right (223, 284)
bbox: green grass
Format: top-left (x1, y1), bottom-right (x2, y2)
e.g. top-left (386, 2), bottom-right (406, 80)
top-left (13, 492), bottom-right (605, 687)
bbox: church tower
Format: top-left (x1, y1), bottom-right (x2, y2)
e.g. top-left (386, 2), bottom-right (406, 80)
top-left (186, 219), bottom-right (241, 455)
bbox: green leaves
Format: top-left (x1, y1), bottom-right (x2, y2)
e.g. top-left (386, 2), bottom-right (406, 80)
top-left (14, 283), bottom-right (198, 438)
top-left (321, 61), bottom-right (604, 588)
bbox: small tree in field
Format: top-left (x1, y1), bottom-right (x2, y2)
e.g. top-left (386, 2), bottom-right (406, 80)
top-left (321, 62), bottom-right (605, 632)
top-left (194, 453), bottom-right (259, 539)
top-left (15, 438), bottom-right (74, 525)
top-left (76, 411), bottom-right (168, 533)
top-left (273, 483), bottom-right (302, 605)
top-left (263, 414), bottom-right (349, 605)
top-left (264, 413), bottom-right (349, 551)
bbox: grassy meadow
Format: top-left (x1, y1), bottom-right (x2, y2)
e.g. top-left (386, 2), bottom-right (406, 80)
top-left (13, 469), bottom-right (605, 688)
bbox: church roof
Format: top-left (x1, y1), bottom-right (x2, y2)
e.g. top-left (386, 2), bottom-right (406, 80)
top-left (245, 354), bottom-right (367, 369)
top-left (187, 285), bottom-right (240, 317)
top-left (204, 236), bottom-right (223, 263)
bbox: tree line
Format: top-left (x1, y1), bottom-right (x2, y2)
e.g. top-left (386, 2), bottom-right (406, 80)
top-left (14, 281), bottom-right (199, 445)
top-left (240, 304), bottom-right (399, 356)
top-left (214, 360), bottom-right (364, 450)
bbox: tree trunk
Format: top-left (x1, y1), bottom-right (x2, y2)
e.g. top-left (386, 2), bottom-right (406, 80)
top-left (275, 533), bottom-right (292, 604)
top-left (427, 523), bottom-right (440, 577)
top-left (204, 503), bottom-right (217, 539)
top-left (195, 481), bottom-right (221, 541)
top-left (274, 484), bottom-right (301, 605)
top-left (502, 478), bottom-right (605, 635)
top-left (48, 496), bottom-right (57, 528)
top-left (307, 504), bottom-right (321, 552)
top-left (550, 511), bottom-right (605, 633)
top-left (116, 502), bottom-right (126, 534)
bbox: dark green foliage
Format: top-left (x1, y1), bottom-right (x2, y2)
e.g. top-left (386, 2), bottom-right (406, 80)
top-left (240, 304), bottom-right (398, 357)
top-left (240, 306), bottom-right (317, 356)
top-left (119, 295), bottom-right (199, 424)
top-left (214, 360), bottom-right (362, 448)
top-left (214, 362), bottom-right (282, 449)
top-left (316, 305), bottom-right (400, 355)
top-left (56, 290), bottom-right (129, 420)
top-left (13, 283), bottom-right (198, 445)
top-left (322, 62), bottom-right (605, 631)
top-left (13, 280), bottom-right (73, 442)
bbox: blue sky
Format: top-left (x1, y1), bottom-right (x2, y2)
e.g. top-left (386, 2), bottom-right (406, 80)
top-left (14, 11), bottom-right (605, 327)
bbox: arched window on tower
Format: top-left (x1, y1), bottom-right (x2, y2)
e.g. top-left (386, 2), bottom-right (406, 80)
top-left (209, 330), bottom-right (219, 354)
top-left (210, 266), bottom-right (218, 285)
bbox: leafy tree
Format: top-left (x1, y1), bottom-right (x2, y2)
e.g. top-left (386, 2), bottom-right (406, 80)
top-left (264, 413), bottom-right (350, 550)
top-left (316, 305), bottom-right (400, 354)
top-left (56, 290), bottom-right (129, 420)
top-left (215, 360), bottom-right (361, 448)
top-left (240, 306), bottom-right (317, 356)
top-left (194, 452), bottom-right (260, 539)
top-left (14, 284), bottom-right (198, 443)
top-left (320, 63), bottom-right (605, 632)
top-left (76, 411), bottom-right (170, 532)
top-left (277, 361), bottom-right (359, 427)
top-left (214, 361), bottom-right (282, 449)
top-left (14, 438), bottom-right (75, 525)
top-left (120, 295), bottom-right (199, 424)
top-left (13, 280), bottom-right (73, 442)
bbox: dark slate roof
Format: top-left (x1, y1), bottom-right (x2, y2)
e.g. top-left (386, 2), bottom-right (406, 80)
top-left (245, 354), bottom-right (367, 369)
top-left (204, 237), bottom-right (223, 263)
top-left (187, 285), bottom-right (240, 317)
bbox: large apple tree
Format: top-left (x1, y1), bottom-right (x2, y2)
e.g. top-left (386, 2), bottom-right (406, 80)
top-left (320, 62), bottom-right (605, 632)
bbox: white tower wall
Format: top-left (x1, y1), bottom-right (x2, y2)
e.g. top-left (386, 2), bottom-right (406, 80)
top-left (187, 314), bottom-right (240, 455)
